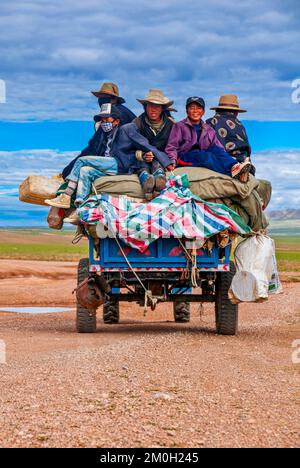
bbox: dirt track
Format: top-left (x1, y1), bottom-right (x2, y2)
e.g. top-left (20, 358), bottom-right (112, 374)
top-left (0, 260), bottom-right (299, 448)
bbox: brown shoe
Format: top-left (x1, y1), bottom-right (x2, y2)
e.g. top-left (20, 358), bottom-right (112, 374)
top-left (143, 175), bottom-right (155, 201)
top-left (45, 193), bottom-right (71, 208)
top-left (154, 174), bottom-right (167, 193)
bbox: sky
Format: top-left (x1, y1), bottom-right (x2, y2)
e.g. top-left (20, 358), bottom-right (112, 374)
top-left (0, 0), bottom-right (300, 122)
top-left (0, 0), bottom-right (299, 225)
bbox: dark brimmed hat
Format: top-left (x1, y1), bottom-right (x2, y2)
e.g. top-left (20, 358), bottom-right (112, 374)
top-left (186, 96), bottom-right (205, 109)
top-left (91, 82), bottom-right (125, 104)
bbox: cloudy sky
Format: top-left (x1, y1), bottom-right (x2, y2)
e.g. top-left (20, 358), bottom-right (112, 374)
top-left (0, 0), bottom-right (300, 121)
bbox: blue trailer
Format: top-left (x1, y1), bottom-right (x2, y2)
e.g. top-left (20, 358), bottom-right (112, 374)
top-left (76, 234), bottom-right (238, 335)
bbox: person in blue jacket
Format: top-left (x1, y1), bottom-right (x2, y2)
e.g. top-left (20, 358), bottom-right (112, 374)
top-left (45, 103), bottom-right (172, 216)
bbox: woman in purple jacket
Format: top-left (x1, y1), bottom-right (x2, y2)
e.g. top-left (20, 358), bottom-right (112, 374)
top-left (165, 97), bottom-right (251, 182)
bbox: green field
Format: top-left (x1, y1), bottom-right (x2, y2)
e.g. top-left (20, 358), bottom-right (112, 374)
top-left (272, 236), bottom-right (300, 272)
top-left (0, 229), bottom-right (89, 261)
top-left (0, 230), bottom-right (299, 271)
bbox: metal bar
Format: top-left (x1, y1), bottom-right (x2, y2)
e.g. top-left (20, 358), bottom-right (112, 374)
top-left (111, 293), bottom-right (215, 303)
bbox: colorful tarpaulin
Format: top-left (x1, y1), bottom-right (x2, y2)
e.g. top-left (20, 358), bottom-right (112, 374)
top-left (78, 174), bottom-right (252, 253)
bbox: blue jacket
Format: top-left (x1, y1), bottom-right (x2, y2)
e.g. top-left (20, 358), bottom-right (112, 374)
top-left (114, 122), bottom-right (172, 173)
top-left (62, 127), bottom-right (115, 179)
top-left (62, 122), bottom-right (172, 179)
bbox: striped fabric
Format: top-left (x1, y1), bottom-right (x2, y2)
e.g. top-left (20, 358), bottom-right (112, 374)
top-left (78, 173), bottom-right (252, 253)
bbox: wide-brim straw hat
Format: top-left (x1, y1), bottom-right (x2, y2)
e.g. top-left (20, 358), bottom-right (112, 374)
top-left (210, 94), bottom-right (247, 113)
top-left (137, 89), bottom-right (175, 109)
top-left (91, 82), bottom-right (125, 104)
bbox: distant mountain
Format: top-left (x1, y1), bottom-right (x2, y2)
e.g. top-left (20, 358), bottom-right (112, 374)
top-left (268, 209), bottom-right (300, 220)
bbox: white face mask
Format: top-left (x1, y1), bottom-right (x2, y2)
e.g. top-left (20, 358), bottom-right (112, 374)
top-left (100, 121), bottom-right (114, 133)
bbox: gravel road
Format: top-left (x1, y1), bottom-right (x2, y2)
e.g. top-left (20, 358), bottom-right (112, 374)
top-left (0, 260), bottom-right (299, 448)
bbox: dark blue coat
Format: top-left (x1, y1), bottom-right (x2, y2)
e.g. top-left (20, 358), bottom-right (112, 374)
top-left (62, 122), bottom-right (172, 179)
top-left (114, 122), bottom-right (172, 174)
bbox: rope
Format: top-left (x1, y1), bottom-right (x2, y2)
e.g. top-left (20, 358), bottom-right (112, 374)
top-left (178, 238), bottom-right (199, 287)
top-left (109, 228), bottom-right (157, 313)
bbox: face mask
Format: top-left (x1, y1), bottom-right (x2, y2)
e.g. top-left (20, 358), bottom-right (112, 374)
top-left (98, 97), bottom-right (111, 107)
top-left (100, 121), bottom-right (114, 133)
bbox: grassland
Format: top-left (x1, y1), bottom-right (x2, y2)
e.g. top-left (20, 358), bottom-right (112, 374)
top-left (272, 236), bottom-right (300, 273)
top-left (0, 229), bottom-right (88, 261)
top-left (0, 229), bottom-right (299, 273)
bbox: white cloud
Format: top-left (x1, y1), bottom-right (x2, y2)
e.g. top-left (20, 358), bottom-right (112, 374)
top-left (0, 0), bottom-right (300, 121)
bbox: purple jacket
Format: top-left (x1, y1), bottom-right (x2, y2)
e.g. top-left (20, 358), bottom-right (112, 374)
top-left (165, 118), bottom-right (224, 164)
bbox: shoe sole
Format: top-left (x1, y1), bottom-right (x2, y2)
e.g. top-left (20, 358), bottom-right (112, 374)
top-left (64, 219), bottom-right (80, 225)
top-left (45, 200), bottom-right (71, 208)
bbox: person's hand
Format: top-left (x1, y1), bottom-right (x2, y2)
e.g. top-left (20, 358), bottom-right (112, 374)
top-left (143, 152), bottom-right (155, 162)
top-left (166, 164), bottom-right (175, 172)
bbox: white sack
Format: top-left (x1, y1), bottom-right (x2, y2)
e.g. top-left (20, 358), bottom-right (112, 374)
top-left (229, 235), bottom-right (279, 303)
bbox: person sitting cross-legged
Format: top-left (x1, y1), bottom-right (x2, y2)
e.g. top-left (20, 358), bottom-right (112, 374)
top-left (131, 89), bottom-right (176, 200)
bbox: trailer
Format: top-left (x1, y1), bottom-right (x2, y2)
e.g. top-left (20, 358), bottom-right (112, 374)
top-left (76, 234), bottom-right (238, 335)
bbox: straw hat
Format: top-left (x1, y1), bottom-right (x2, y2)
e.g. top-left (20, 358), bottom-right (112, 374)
top-left (137, 89), bottom-right (174, 108)
top-left (210, 94), bottom-right (247, 113)
top-left (91, 82), bottom-right (125, 104)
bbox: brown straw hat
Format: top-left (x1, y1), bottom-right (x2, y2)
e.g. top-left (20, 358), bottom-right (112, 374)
top-left (210, 94), bottom-right (247, 113)
top-left (137, 88), bottom-right (175, 109)
top-left (91, 82), bottom-right (125, 104)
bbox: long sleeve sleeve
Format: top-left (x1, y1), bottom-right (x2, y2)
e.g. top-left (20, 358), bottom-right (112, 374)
top-left (165, 124), bottom-right (182, 164)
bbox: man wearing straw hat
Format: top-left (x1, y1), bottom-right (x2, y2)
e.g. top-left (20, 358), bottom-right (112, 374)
top-left (128, 88), bottom-right (176, 200)
top-left (207, 94), bottom-right (255, 175)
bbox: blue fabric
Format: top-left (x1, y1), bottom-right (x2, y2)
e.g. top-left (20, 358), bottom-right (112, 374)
top-left (178, 145), bottom-right (237, 176)
top-left (62, 128), bottom-right (115, 178)
top-left (137, 159), bottom-right (164, 185)
top-left (115, 122), bottom-right (172, 172)
top-left (62, 121), bottom-right (172, 180)
top-left (193, 123), bottom-right (201, 141)
top-left (139, 170), bottom-right (152, 187)
top-left (66, 156), bottom-right (118, 204)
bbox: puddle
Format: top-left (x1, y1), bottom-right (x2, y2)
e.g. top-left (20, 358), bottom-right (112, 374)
top-left (0, 307), bottom-right (75, 314)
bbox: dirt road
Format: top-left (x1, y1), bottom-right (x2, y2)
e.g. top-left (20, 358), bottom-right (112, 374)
top-left (0, 260), bottom-right (299, 448)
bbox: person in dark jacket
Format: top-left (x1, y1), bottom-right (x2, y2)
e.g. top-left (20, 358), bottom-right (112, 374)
top-left (45, 104), bottom-right (123, 214)
top-left (129, 89), bottom-right (176, 200)
top-left (46, 102), bottom-right (172, 219)
top-left (92, 82), bottom-right (136, 127)
top-left (206, 94), bottom-right (255, 175)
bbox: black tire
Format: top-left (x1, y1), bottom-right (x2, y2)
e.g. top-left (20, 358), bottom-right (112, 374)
top-left (76, 258), bottom-right (97, 333)
top-left (173, 301), bottom-right (191, 323)
top-left (103, 300), bottom-right (120, 324)
top-left (215, 261), bottom-right (238, 335)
